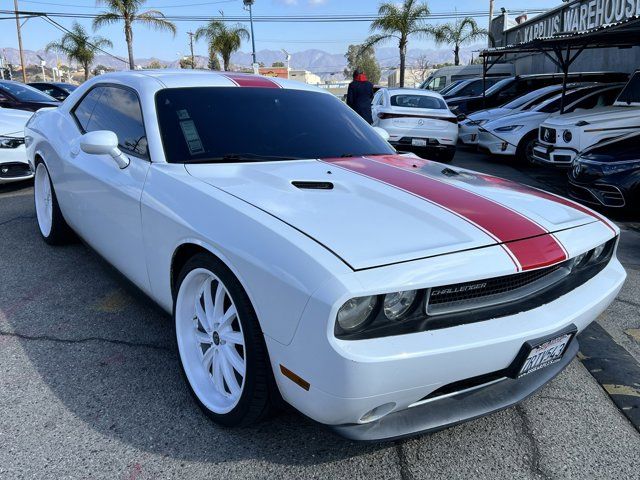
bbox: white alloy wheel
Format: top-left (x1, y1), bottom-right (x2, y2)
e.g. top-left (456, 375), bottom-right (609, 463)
top-left (176, 268), bottom-right (247, 414)
top-left (34, 162), bottom-right (53, 237)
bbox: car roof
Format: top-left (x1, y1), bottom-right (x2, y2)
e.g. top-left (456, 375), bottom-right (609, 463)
top-left (87, 69), bottom-right (330, 94)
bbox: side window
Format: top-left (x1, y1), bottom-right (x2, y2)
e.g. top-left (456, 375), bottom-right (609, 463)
top-left (73, 87), bottom-right (104, 131)
top-left (84, 86), bottom-right (148, 157)
top-left (372, 91), bottom-right (382, 106)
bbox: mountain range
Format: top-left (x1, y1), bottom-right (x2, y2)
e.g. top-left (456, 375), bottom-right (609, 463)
top-left (1, 45), bottom-right (483, 81)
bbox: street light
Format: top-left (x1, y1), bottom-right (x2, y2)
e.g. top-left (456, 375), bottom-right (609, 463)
top-left (243, 0), bottom-right (258, 73)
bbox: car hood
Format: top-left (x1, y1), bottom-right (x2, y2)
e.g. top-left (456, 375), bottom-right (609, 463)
top-left (0, 108), bottom-right (32, 136)
top-left (543, 105), bottom-right (640, 127)
top-left (186, 156), bottom-right (596, 270)
top-left (485, 111), bottom-right (550, 130)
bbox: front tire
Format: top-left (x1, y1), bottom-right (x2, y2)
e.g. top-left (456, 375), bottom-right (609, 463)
top-left (516, 131), bottom-right (538, 165)
top-left (34, 161), bottom-right (73, 245)
top-left (174, 253), bottom-right (272, 427)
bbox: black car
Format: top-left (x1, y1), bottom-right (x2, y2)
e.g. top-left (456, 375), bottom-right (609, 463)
top-left (568, 132), bottom-right (640, 209)
top-left (447, 72), bottom-right (629, 116)
top-left (28, 82), bottom-right (77, 101)
top-left (0, 80), bottom-right (60, 111)
top-left (440, 77), bottom-right (502, 99)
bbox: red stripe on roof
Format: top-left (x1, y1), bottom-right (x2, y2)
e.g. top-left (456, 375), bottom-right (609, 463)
top-left (222, 73), bottom-right (281, 88)
top-left (322, 155), bottom-right (568, 271)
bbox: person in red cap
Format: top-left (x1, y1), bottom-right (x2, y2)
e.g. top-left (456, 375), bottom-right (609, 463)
top-left (346, 68), bottom-right (374, 124)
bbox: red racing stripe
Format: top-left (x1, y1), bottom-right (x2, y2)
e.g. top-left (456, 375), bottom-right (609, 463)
top-left (322, 156), bottom-right (568, 271)
top-left (222, 73), bottom-right (281, 88)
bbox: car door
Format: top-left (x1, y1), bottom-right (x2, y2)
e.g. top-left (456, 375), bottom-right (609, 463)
top-left (371, 90), bottom-right (384, 125)
top-left (64, 84), bottom-right (151, 291)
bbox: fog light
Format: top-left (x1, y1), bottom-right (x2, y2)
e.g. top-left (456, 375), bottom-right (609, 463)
top-left (592, 243), bottom-right (606, 260)
top-left (359, 402), bottom-right (396, 424)
top-left (563, 130), bottom-right (573, 143)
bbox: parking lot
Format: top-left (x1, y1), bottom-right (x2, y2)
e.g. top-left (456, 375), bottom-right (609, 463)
top-left (1, 148), bottom-right (639, 480)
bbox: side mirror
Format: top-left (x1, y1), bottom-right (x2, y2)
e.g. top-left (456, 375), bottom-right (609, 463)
top-left (80, 130), bottom-right (129, 169)
top-left (373, 126), bottom-right (390, 141)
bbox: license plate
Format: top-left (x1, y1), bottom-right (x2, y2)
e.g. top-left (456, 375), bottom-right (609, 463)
top-left (411, 138), bottom-right (427, 147)
top-left (470, 134), bottom-right (477, 142)
top-left (518, 333), bottom-right (572, 377)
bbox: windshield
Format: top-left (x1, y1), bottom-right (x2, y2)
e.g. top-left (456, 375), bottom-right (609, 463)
top-left (484, 77), bottom-right (514, 96)
top-left (439, 80), bottom-right (463, 95)
top-left (616, 73), bottom-right (640, 104)
top-left (155, 87), bottom-right (395, 163)
top-left (0, 82), bottom-right (57, 102)
top-left (390, 94), bottom-right (446, 109)
top-left (502, 86), bottom-right (561, 110)
top-left (57, 83), bottom-right (77, 94)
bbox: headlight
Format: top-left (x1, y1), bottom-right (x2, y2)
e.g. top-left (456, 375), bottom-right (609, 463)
top-left (0, 136), bottom-right (25, 149)
top-left (562, 130), bottom-right (573, 143)
top-left (383, 290), bottom-right (417, 320)
top-left (466, 119), bottom-right (488, 127)
top-left (572, 239), bottom-right (615, 270)
top-left (494, 125), bottom-right (523, 132)
top-left (601, 160), bottom-right (640, 174)
top-left (336, 296), bottom-right (377, 332)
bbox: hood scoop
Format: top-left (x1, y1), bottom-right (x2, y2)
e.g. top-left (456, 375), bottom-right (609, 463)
top-left (291, 180), bottom-right (334, 190)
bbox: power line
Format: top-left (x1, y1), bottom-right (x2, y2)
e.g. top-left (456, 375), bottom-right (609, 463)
top-left (20, 0), bottom-right (237, 8)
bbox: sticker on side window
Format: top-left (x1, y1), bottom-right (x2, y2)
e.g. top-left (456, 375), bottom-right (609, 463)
top-left (179, 119), bottom-right (204, 155)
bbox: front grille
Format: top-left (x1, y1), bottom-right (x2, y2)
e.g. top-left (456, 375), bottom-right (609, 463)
top-left (0, 162), bottom-right (32, 179)
top-left (540, 127), bottom-right (556, 144)
top-left (534, 148), bottom-right (550, 161)
top-left (427, 264), bottom-right (566, 316)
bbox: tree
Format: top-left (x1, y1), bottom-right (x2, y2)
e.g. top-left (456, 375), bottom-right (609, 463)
top-left (208, 44), bottom-right (221, 70)
top-left (271, 61), bottom-right (285, 67)
top-left (179, 57), bottom-right (195, 69)
top-left (194, 18), bottom-right (249, 72)
top-left (362, 0), bottom-right (434, 88)
top-left (344, 44), bottom-right (381, 84)
top-left (432, 17), bottom-right (487, 66)
top-left (46, 21), bottom-right (112, 81)
top-left (145, 60), bottom-right (164, 69)
top-left (93, 0), bottom-right (177, 70)
top-left (412, 54), bottom-right (431, 85)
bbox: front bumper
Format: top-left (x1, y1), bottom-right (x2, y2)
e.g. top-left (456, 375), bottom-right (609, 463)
top-left (532, 143), bottom-right (577, 166)
top-left (458, 124), bottom-right (480, 145)
top-left (568, 181), bottom-right (626, 208)
top-left (477, 129), bottom-right (517, 156)
top-left (266, 250), bottom-right (625, 440)
top-left (332, 337), bottom-right (578, 441)
top-left (0, 146), bottom-right (33, 184)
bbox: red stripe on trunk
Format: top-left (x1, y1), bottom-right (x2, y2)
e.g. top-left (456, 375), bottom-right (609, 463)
top-left (222, 73), bottom-right (281, 88)
top-left (322, 156), bottom-right (568, 271)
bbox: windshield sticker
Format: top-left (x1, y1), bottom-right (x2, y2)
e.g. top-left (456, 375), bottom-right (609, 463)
top-left (179, 120), bottom-right (205, 155)
top-left (177, 109), bottom-right (190, 120)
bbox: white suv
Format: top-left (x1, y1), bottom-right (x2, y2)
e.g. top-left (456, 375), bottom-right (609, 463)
top-left (533, 70), bottom-right (640, 166)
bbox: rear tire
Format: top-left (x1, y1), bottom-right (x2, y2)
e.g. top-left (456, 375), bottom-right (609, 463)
top-left (438, 149), bottom-right (456, 163)
top-left (174, 252), bottom-right (272, 427)
top-left (516, 131), bottom-right (538, 165)
top-left (34, 161), bottom-right (74, 245)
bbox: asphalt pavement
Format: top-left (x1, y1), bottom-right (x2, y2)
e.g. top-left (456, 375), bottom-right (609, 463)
top-left (1, 149), bottom-right (639, 479)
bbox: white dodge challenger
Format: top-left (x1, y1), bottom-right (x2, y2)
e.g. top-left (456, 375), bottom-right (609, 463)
top-left (25, 71), bottom-right (626, 441)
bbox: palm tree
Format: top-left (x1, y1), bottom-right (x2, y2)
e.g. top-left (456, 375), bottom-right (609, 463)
top-left (46, 22), bottom-right (113, 81)
top-left (195, 19), bottom-right (250, 72)
top-left (433, 17), bottom-right (487, 66)
top-left (93, 0), bottom-right (177, 70)
top-left (362, 0), bottom-right (434, 88)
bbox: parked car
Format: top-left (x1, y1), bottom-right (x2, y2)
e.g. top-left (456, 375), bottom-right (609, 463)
top-left (440, 77), bottom-right (502, 100)
top-left (447, 72), bottom-right (628, 116)
top-left (534, 70), bottom-right (640, 166)
top-left (0, 80), bottom-right (60, 111)
top-left (420, 64), bottom-right (515, 91)
top-left (568, 132), bottom-right (640, 209)
top-left (0, 107), bottom-right (33, 184)
top-left (371, 87), bottom-right (458, 161)
top-left (458, 84), bottom-right (570, 145)
top-left (28, 82), bottom-right (77, 101)
top-left (436, 79), bottom-right (465, 96)
top-left (26, 70), bottom-right (625, 441)
top-left (478, 84), bottom-right (623, 163)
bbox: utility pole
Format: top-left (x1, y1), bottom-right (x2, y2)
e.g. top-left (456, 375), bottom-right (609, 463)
top-left (14, 0), bottom-right (27, 83)
top-left (488, 0), bottom-right (494, 47)
top-left (243, 0), bottom-right (258, 73)
top-left (187, 31), bottom-right (195, 69)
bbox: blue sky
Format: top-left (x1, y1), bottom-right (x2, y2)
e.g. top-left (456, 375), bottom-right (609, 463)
top-left (1, 0), bottom-right (562, 62)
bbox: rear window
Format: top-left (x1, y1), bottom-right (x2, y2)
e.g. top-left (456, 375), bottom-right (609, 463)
top-left (390, 94), bottom-right (446, 109)
top-left (155, 87), bottom-right (395, 163)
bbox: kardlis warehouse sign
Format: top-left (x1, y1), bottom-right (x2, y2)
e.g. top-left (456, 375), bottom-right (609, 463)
top-left (508, 0), bottom-right (640, 44)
